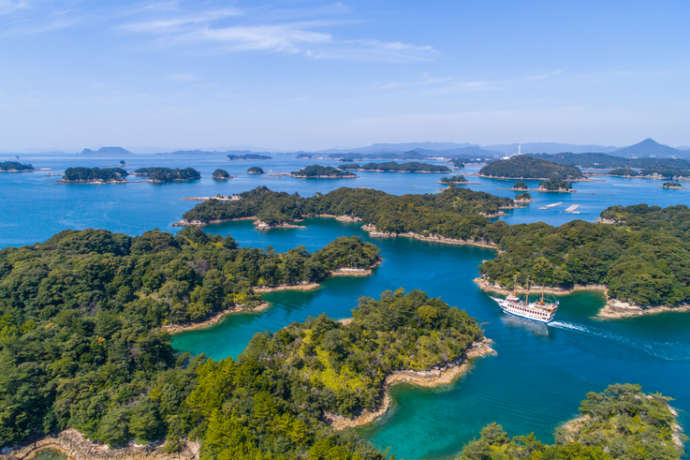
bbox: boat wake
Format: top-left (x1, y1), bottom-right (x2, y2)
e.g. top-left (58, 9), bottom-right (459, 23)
top-left (549, 320), bottom-right (690, 362)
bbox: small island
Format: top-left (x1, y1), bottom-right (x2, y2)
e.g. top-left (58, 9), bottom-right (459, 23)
top-left (227, 153), bottom-right (272, 160)
top-left (80, 146), bottom-right (131, 155)
top-left (440, 175), bottom-right (468, 185)
top-left (212, 168), bottom-right (232, 180)
top-left (449, 158), bottom-right (465, 169)
top-left (134, 167), bottom-right (200, 183)
top-left (0, 160), bottom-right (34, 172)
top-left (609, 167), bottom-right (640, 177)
top-left (290, 165), bottom-right (357, 179)
top-left (511, 180), bottom-right (528, 190)
top-left (340, 161), bottom-right (450, 174)
top-left (60, 167), bottom-right (128, 184)
top-left (663, 181), bottom-right (683, 190)
top-left (538, 177), bottom-right (574, 192)
top-left (480, 155), bottom-right (584, 180)
top-left (514, 191), bottom-right (532, 203)
top-left (247, 166), bottom-right (264, 175)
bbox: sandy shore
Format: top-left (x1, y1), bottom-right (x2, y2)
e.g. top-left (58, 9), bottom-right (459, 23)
top-left (325, 338), bottom-right (496, 430)
top-left (474, 277), bottom-right (690, 319)
top-left (6, 429), bottom-right (199, 460)
top-left (362, 225), bottom-right (498, 249)
top-left (162, 303), bottom-right (270, 334)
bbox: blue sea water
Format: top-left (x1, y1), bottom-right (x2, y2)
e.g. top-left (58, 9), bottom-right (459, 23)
top-left (2, 153), bottom-right (689, 459)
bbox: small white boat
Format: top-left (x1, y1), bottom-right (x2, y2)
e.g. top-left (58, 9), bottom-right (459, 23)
top-left (539, 201), bottom-right (563, 210)
top-left (565, 204), bottom-right (580, 214)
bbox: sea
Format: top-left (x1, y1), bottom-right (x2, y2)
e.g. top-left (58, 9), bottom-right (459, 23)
top-left (2, 151), bottom-right (689, 459)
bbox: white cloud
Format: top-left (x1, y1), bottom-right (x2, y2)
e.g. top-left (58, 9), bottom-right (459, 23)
top-left (118, 5), bottom-right (437, 62)
top-left (0, 0), bottom-right (27, 15)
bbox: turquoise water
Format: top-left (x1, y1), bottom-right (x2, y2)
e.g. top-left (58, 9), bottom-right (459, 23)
top-left (2, 153), bottom-right (690, 458)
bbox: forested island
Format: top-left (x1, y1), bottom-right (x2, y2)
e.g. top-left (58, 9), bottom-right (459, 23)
top-left (440, 175), bottom-right (468, 185)
top-left (514, 191), bottom-right (532, 203)
top-left (247, 166), bottom-right (264, 175)
top-left (479, 155), bottom-right (584, 180)
top-left (212, 168), bottom-right (232, 180)
top-left (291, 165), bottom-right (357, 179)
top-left (511, 180), bottom-right (528, 190)
top-left (61, 167), bottom-right (129, 184)
top-left (663, 181), bottom-right (683, 190)
top-left (459, 384), bottom-right (684, 459)
top-left (339, 161), bottom-right (451, 174)
top-left (449, 158), bottom-right (465, 169)
top-left (537, 177), bottom-right (574, 192)
top-left (180, 187), bottom-right (690, 316)
top-left (0, 161), bottom-right (34, 172)
top-left (227, 153), bottom-right (272, 160)
top-left (0, 229), bottom-right (387, 455)
top-left (134, 167), bottom-right (200, 183)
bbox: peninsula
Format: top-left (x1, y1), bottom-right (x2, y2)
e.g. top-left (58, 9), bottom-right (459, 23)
top-left (339, 161), bottom-right (451, 174)
top-left (179, 187), bottom-right (690, 318)
top-left (60, 167), bottom-right (128, 184)
top-left (134, 167), bottom-right (200, 183)
top-left (290, 164), bottom-right (357, 178)
top-left (479, 155), bottom-right (584, 180)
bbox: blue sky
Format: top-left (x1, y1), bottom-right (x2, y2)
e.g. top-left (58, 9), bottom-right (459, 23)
top-left (1, 0), bottom-right (689, 151)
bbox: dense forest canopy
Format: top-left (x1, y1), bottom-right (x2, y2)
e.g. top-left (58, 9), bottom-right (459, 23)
top-left (134, 167), bottom-right (201, 183)
top-left (339, 161), bottom-right (451, 173)
top-left (291, 165), bottom-right (356, 178)
top-left (480, 204), bottom-right (690, 307)
top-left (183, 188), bottom-right (689, 308)
top-left (459, 384), bottom-right (684, 460)
top-left (62, 167), bottom-right (128, 183)
top-left (480, 155), bottom-right (584, 180)
top-left (0, 161), bottom-right (34, 171)
top-left (534, 152), bottom-right (690, 170)
top-left (0, 228), bottom-right (379, 448)
top-left (181, 186), bottom-right (514, 239)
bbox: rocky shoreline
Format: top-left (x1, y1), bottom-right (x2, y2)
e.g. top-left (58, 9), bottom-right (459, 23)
top-left (325, 338), bottom-right (496, 430)
top-left (4, 429), bottom-right (199, 460)
top-left (58, 179), bottom-right (127, 185)
top-left (161, 302), bottom-right (270, 334)
top-left (474, 277), bottom-right (690, 319)
top-left (362, 224), bottom-right (498, 249)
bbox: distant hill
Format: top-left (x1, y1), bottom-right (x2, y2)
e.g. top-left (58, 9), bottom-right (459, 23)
top-left (321, 142), bottom-right (482, 155)
top-left (479, 155), bottom-right (584, 180)
top-left (485, 142), bottom-right (617, 155)
top-left (534, 152), bottom-right (690, 170)
top-left (612, 138), bottom-right (684, 158)
top-left (80, 146), bottom-right (131, 155)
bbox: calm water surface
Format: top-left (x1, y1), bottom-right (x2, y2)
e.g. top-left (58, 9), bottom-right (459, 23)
top-left (2, 153), bottom-right (689, 459)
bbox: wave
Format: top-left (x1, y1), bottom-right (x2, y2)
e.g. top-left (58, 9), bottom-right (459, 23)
top-left (549, 320), bottom-right (690, 362)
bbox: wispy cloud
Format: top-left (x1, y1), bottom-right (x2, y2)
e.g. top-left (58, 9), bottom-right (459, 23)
top-left (118, 4), bottom-right (437, 62)
top-left (0, 0), bottom-right (28, 15)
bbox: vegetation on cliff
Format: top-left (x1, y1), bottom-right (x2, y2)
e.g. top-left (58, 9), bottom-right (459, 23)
top-left (480, 155), bottom-right (584, 180)
top-left (62, 167), bottom-right (128, 183)
top-left (134, 167), bottom-right (200, 183)
top-left (459, 384), bottom-right (684, 460)
top-left (0, 229), bottom-right (379, 448)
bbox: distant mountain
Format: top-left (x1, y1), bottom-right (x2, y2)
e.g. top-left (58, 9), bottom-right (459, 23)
top-left (320, 142), bottom-right (478, 155)
top-left (485, 142), bottom-right (617, 155)
top-left (612, 138), bottom-right (684, 158)
top-left (80, 146), bottom-right (132, 155)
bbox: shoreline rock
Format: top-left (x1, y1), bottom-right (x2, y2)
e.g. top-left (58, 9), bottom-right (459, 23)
top-left (4, 429), bottom-right (199, 460)
top-left (161, 303), bottom-right (270, 334)
top-left (325, 338), bottom-right (496, 430)
top-left (474, 277), bottom-right (690, 319)
top-left (361, 224), bottom-right (498, 249)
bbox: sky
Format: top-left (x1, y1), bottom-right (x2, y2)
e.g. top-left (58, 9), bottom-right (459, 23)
top-left (1, 0), bottom-right (689, 152)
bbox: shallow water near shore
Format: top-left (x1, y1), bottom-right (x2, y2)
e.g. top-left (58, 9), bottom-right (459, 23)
top-left (3, 153), bottom-right (690, 459)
